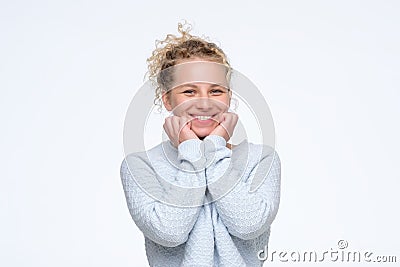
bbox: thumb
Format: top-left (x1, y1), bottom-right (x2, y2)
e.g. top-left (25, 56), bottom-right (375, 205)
top-left (181, 121), bottom-right (191, 132)
top-left (220, 113), bottom-right (227, 123)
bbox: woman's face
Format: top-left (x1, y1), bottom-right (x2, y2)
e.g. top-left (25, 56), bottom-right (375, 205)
top-left (162, 81), bottom-right (231, 139)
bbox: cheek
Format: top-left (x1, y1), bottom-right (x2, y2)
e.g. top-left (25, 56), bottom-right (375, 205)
top-left (174, 102), bottom-right (189, 115)
top-left (215, 96), bottom-right (231, 110)
top-left (169, 96), bottom-right (188, 114)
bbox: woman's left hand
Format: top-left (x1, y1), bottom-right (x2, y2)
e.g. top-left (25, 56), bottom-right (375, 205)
top-left (210, 112), bottom-right (238, 142)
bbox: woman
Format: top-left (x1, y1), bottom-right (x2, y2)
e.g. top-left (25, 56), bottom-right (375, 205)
top-left (120, 23), bottom-right (281, 266)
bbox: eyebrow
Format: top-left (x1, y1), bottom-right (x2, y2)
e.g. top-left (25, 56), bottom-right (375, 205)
top-left (179, 83), bottom-right (227, 89)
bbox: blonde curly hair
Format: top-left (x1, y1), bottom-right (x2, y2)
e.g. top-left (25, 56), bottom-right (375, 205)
top-left (146, 22), bottom-right (231, 110)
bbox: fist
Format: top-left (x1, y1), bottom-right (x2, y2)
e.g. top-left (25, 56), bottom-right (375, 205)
top-left (163, 115), bottom-right (199, 147)
top-left (210, 112), bottom-right (238, 142)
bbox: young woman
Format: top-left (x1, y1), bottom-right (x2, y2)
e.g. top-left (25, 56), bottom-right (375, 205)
top-left (120, 23), bottom-right (281, 267)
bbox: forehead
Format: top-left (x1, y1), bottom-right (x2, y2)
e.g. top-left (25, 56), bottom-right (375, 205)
top-left (161, 61), bottom-right (230, 91)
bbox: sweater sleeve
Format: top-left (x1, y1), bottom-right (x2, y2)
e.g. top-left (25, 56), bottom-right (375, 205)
top-left (120, 139), bottom-right (207, 247)
top-left (203, 135), bottom-right (281, 240)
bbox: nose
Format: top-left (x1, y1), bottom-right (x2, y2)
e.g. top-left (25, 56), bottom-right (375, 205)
top-left (195, 97), bottom-right (212, 111)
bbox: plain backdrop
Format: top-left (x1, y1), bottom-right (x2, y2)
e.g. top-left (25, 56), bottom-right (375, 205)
top-left (1, 1), bottom-right (399, 266)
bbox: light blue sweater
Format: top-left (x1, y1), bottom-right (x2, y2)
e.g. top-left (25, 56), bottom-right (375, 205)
top-left (120, 135), bottom-right (281, 266)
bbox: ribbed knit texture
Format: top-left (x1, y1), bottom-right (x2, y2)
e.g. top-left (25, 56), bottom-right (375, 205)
top-left (120, 135), bottom-right (281, 266)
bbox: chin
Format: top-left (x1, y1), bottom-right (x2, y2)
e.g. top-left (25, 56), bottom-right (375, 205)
top-left (192, 128), bottom-right (213, 139)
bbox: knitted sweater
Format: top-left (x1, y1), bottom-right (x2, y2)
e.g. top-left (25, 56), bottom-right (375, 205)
top-left (120, 135), bottom-right (281, 267)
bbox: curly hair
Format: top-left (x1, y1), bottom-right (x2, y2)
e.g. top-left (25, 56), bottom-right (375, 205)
top-left (146, 22), bottom-right (231, 111)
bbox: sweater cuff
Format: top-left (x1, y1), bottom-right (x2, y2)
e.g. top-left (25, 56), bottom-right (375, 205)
top-left (204, 135), bottom-right (227, 148)
top-left (177, 138), bottom-right (203, 162)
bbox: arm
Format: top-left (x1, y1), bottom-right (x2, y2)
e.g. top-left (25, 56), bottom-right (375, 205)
top-left (203, 135), bottom-right (281, 240)
top-left (120, 139), bottom-right (207, 247)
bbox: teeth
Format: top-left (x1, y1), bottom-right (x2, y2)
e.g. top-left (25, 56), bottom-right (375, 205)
top-left (195, 115), bottom-right (212, 120)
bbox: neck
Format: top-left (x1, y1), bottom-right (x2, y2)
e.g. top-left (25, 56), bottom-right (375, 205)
top-left (198, 136), bottom-right (232, 149)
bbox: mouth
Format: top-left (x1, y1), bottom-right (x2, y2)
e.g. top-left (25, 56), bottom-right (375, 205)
top-left (189, 114), bottom-right (218, 121)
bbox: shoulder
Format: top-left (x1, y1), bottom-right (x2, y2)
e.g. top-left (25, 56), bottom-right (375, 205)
top-left (234, 140), bottom-right (280, 167)
top-left (223, 140), bottom-right (281, 191)
top-left (120, 142), bottom-right (164, 172)
top-left (120, 141), bottom-right (177, 178)
top-left (243, 142), bottom-right (281, 191)
top-left (249, 142), bottom-right (281, 172)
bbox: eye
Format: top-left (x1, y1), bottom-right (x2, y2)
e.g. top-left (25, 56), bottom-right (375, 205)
top-left (182, 89), bottom-right (195, 95)
top-left (210, 89), bottom-right (225, 95)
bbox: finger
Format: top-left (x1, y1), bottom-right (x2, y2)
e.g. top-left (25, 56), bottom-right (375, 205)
top-left (163, 117), bottom-right (172, 133)
top-left (163, 121), bottom-right (176, 144)
top-left (222, 112), bottom-right (238, 125)
top-left (170, 116), bottom-right (181, 135)
top-left (220, 113), bottom-right (237, 137)
top-left (220, 113), bottom-right (230, 126)
top-left (178, 115), bottom-right (191, 131)
top-left (213, 112), bottom-right (225, 124)
top-left (168, 116), bottom-right (182, 144)
top-left (165, 118), bottom-right (176, 136)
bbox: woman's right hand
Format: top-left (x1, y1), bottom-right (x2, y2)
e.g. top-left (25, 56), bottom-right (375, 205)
top-left (163, 115), bottom-right (199, 148)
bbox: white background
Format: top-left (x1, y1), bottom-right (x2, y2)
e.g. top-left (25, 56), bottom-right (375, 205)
top-left (1, 1), bottom-right (399, 266)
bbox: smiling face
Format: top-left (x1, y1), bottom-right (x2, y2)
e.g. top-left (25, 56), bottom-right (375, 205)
top-left (162, 82), bottom-right (231, 139)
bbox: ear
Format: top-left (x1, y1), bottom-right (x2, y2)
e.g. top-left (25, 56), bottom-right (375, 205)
top-left (162, 92), bottom-right (172, 111)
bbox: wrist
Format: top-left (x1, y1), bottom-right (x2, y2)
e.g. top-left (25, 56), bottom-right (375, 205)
top-left (179, 133), bottom-right (199, 144)
top-left (210, 126), bottom-right (230, 142)
top-left (204, 135), bottom-right (227, 148)
top-left (177, 138), bottom-right (204, 162)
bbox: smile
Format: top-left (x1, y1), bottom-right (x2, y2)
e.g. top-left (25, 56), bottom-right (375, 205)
top-left (196, 115), bottom-right (212, 120)
top-left (189, 114), bottom-right (217, 121)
